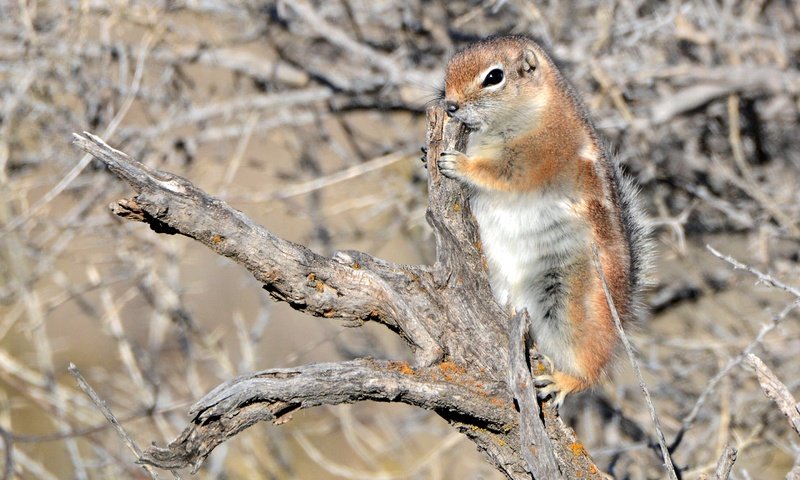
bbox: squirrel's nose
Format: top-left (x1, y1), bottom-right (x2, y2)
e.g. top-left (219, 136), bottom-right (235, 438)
top-left (445, 101), bottom-right (459, 116)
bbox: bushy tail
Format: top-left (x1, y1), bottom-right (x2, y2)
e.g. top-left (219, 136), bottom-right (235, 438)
top-left (611, 160), bottom-right (654, 319)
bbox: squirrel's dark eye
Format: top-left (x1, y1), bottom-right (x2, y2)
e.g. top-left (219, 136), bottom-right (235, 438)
top-left (482, 68), bottom-right (504, 87)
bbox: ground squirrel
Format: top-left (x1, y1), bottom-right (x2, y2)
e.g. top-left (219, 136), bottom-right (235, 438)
top-left (436, 36), bottom-right (650, 406)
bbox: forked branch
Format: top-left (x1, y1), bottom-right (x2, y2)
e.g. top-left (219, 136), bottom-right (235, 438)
top-left (72, 106), bottom-right (601, 479)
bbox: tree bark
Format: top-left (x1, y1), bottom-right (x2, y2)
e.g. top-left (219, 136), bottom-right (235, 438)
top-left (72, 105), bottom-right (602, 479)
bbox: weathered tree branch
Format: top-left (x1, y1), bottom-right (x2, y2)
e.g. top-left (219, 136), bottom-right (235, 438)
top-left (138, 359), bottom-right (515, 472)
top-left (508, 311), bottom-right (561, 478)
top-left (72, 132), bottom-right (441, 364)
top-left (711, 445), bottom-right (737, 480)
top-left (72, 106), bottom-right (602, 479)
top-left (744, 354), bottom-right (800, 438)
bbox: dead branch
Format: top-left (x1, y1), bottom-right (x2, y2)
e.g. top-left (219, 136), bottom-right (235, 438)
top-left (649, 66), bottom-right (800, 124)
top-left (593, 247), bottom-right (678, 480)
top-left (72, 105), bottom-right (602, 479)
top-left (67, 364), bottom-right (163, 480)
top-left (744, 354), bottom-right (800, 438)
top-left (713, 445), bottom-right (737, 480)
top-left (507, 311), bottom-right (561, 478)
top-left (72, 131), bottom-right (441, 365)
top-left (669, 247), bottom-right (800, 453)
top-left (138, 359), bottom-right (514, 473)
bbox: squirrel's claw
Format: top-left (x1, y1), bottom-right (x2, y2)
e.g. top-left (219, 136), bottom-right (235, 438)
top-left (535, 381), bottom-right (568, 408)
top-left (530, 353), bottom-right (568, 407)
top-left (438, 150), bottom-right (467, 180)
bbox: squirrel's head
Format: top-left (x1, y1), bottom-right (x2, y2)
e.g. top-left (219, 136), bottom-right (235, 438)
top-left (443, 36), bottom-right (551, 136)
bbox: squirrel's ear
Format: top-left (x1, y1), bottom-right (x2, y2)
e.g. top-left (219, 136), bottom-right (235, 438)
top-left (523, 49), bottom-right (538, 73)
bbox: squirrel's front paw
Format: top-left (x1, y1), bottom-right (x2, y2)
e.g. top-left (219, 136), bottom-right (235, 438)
top-left (438, 150), bottom-right (468, 180)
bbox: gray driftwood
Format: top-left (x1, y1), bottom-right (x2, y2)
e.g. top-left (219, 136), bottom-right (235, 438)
top-left (72, 105), bottom-right (601, 479)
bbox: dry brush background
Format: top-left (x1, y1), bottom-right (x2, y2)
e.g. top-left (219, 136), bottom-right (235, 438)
top-left (1, 1), bottom-right (799, 479)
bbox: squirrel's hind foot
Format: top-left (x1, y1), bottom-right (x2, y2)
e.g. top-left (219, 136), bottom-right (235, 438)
top-left (531, 356), bottom-right (588, 408)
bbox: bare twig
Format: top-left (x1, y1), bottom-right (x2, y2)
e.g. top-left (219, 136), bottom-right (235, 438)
top-left (1, 32), bottom-right (155, 235)
top-left (67, 363), bottom-right (162, 480)
top-left (705, 247), bottom-right (800, 299)
top-left (228, 150), bottom-right (411, 203)
top-left (0, 426), bottom-right (13, 480)
top-left (713, 444), bottom-right (737, 480)
top-left (592, 246), bottom-right (678, 480)
top-left (670, 247), bottom-right (800, 451)
top-left (671, 299), bottom-right (800, 450)
top-left (743, 354), bottom-right (800, 437)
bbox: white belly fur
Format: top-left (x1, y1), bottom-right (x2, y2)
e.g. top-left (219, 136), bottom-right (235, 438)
top-left (470, 189), bottom-right (589, 375)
